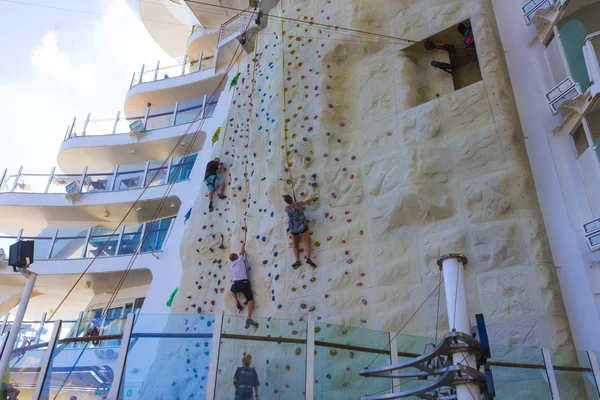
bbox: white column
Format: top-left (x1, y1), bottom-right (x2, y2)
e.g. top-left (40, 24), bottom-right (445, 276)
top-left (107, 313), bottom-right (135, 400)
top-left (206, 313), bottom-right (223, 400)
top-left (0, 270), bottom-right (38, 381)
top-left (438, 254), bottom-right (480, 400)
top-left (153, 60), bottom-right (160, 81)
top-left (33, 320), bottom-right (62, 400)
top-left (112, 111), bottom-right (121, 135)
top-left (389, 332), bottom-right (400, 393)
top-left (82, 112), bottom-right (91, 136)
top-left (588, 351), bottom-right (600, 398)
top-left (542, 348), bottom-right (561, 399)
top-left (45, 167), bottom-right (56, 193)
top-left (306, 320), bottom-right (315, 399)
top-left (11, 166), bottom-right (23, 192)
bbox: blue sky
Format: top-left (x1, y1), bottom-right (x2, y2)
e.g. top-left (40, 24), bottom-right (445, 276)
top-left (0, 0), bottom-right (172, 173)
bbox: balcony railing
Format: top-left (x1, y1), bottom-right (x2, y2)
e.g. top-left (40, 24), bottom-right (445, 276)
top-left (2, 313), bottom-right (600, 399)
top-left (0, 216), bottom-right (174, 261)
top-left (584, 31), bottom-right (600, 89)
top-left (130, 53), bottom-right (214, 89)
top-left (218, 8), bottom-right (258, 45)
top-left (0, 153), bottom-right (197, 195)
top-left (64, 95), bottom-right (219, 141)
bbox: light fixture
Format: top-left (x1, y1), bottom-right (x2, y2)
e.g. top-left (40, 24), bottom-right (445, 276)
top-left (181, 142), bottom-right (186, 147)
top-left (136, 206), bottom-right (143, 212)
top-left (130, 150), bottom-right (136, 154)
top-left (104, 210), bottom-right (110, 218)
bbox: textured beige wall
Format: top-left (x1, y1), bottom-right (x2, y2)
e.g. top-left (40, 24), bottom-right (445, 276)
top-left (142, 0), bottom-right (580, 398)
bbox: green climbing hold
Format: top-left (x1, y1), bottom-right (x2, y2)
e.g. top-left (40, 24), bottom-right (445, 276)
top-left (166, 287), bottom-right (178, 307)
top-left (197, 307), bottom-right (202, 314)
top-left (211, 127), bottom-right (221, 148)
top-left (229, 72), bottom-right (242, 90)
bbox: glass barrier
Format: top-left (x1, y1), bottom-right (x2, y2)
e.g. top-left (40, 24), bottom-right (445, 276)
top-left (145, 109), bottom-right (174, 131)
top-left (490, 343), bottom-right (552, 399)
top-left (12, 173), bottom-right (49, 193)
top-left (314, 323), bottom-right (391, 399)
top-left (0, 234), bottom-right (18, 255)
top-left (4, 341), bottom-right (48, 399)
top-left (21, 228), bottom-right (54, 260)
top-left (174, 103), bottom-right (203, 125)
top-left (82, 172), bottom-right (114, 193)
top-left (47, 173), bottom-right (80, 194)
top-left (119, 314), bottom-right (215, 400)
top-left (142, 218), bottom-right (174, 252)
top-left (549, 348), bottom-right (600, 400)
top-left (114, 164), bottom-right (145, 191)
top-left (50, 228), bottom-right (88, 259)
top-left (217, 315), bottom-right (307, 400)
top-left (169, 153), bottom-right (198, 183)
top-left (84, 117), bottom-right (118, 137)
top-left (145, 161), bottom-right (168, 187)
top-left (85, 227), bottom-right (119, 258)
top-left (0, 172), bottom-right (17, 192)
top-left (119, 223), bottom-right (143, 255)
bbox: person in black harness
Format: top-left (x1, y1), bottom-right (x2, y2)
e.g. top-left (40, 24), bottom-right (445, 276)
top-left (204, 157), bottom-right (226, 212)
top-left (233, 354), bottom-right (259, 400)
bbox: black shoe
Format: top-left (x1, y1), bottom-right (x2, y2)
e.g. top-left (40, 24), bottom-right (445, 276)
top-left (245, 319), bottom-right (259, 329)
top-left (208, 202), bottom-right (213, 212)
top-left (292, 261), bottom-right (302, 269)
top-left (217, 194), bottom-right (227, 200)
top-left (237, 301), bottom-right (243, 313)
top-left (306, 258), bottom-right (317, 268)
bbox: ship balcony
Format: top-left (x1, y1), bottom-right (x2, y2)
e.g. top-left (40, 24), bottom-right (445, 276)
top-left (58, 97), bottom-right (216, 171)
top-left (0, 153), bottom-right (194, 229)
top-left (0, 215), bottom-right (175, 275)
top-left (125, 53), bottom-right (226, 112)
top-left (544, 18), bottom-right (600, 135)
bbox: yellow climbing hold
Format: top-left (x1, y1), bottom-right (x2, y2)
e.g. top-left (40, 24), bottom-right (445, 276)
top-left (296, 347), bottom-right (302, 355)
top-left (330, 349), bottom-right (337, 356)
top-left (309, 305), bottom-right (316, 312)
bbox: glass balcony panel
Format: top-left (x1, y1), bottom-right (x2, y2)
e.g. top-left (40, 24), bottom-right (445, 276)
top-left (314, 322), bottom-right (391, 399)
top-left (174, 99), bottom-right (204, 125)
top-left (0, 235), bottom-right (18, 255)
top-left (142, 217), bottom-right (173, 253)
top-left (145, 160), bottom-right (168, 187)
top-left (114, 163), bottom-right (145, 191)
top-left (85, 227), bottom-right (119, 258)
top-left (47, 174), bottom-right (80, 194)
top-left (145, 106), bottom-right (175, 130)
top-left (20, 228), bottom-right (53, 260)
top-left (118, 314), bottom-right (214, 399)
top-left (81, 172), bottom-right (114, 193)
top-left (12, 173), bottom-right (50, 193)
top-left (3, 341), bottom-right (48, 398)
top-left (217, 315), bottom-right (306, 399)
top-left (156, 63), bottom-right (183, 80)
top-left (70, 119), bottom-right (87, 138)
top-left (168, 153), bottom-right (198, 183)
top-left (141, 68), bottom-right (156, 83)
top-left (0, 172), bottom-right (18, 192)
top-left (118, 108), bottom-right (146, 134)
top-left (84, 117), bottom-right (118, 136)
top-left (549, 348), bottom-right (600, 399)
top-left (119, 223), bottom-right (143, 255)
top-left (50, 228), bottom-right (88, 259)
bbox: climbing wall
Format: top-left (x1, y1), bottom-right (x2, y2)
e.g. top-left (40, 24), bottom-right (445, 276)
top-left (141, 0), bottom-right (579, 398)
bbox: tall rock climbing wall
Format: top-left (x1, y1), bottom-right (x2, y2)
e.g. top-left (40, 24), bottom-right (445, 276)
top-left (141, 0), bottom-right (579, 398)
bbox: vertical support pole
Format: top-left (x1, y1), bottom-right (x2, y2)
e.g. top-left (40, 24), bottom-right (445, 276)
top-left (172, 102), bottom-right (179, 126)
top-left (130, 71), bottom-right (136, 88)
top-left (138, 64), bottom-right (145, 85)
top-left (107, 313), bottom-right (135, 400)
top-left (34, 312), bottom-right (47, 344)
top-left (153, 60), bottom-right (160, 81)
top-left (306, 320), bottom-right (315, 400)
top-left (73, 311), bottom-right (84, 339)
top-left (0, 314), bottom-right (8, 337)
top-left (82, 112), bottom-right (91, 136)
top-left (587, 350), bottom-right (600, 398)
top-left (11, 166), bottom-right (23, 192)
top-left (32, 320), bottom-right (62, 400)
top-left (542, 348), bottom-right (561, 399)
top-left (45, 167), bottom-right (56, 193)
top-left (143, 105), bottom-right (151, 130)
top-left (202, 95), bottom-right (208, 119)
top-left (206, 313), bottom-right (223, 400)
top-left (16, 229), bottom-right (23, 242)
top-left (438, 254), bottom-right (480, 400)
top-left (69, 116), bottom-right (76, 138)
top-left (110, 165), bottom-right (118, 191)
top-left (198, 50), bottom-right (204, 72)
top-left (389, 332), bottom-right (400, 393)
top-left (78, 166), bottom-right (88, 194)
top-left (181, 55), bottom-right (188, 75)
top-left (0, 333), bottom-right (7, 361)
top-left (138, 222), bottom-right (148, 252)
top-left (142, 161), bottom-right (150, 187)
top-left (0, 168), bottom-right (7, 191)
top-left (48, 229), bottom-right (59, 259)
top-left (115, 226), bottom-right (125, 257)
top-left (64, 125), bottom-right (70, 141)
top-left (0, 270), bottom-right (38, 381)
top-left (112, 111), bottom-right (121, 135)
top-left (166, 157), bottom-right (173, 184)
top-left (82, 227), bottom-right (92, 258)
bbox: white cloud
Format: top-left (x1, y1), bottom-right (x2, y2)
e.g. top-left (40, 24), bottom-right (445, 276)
top-left (29, 31), bottom-right (97, 93)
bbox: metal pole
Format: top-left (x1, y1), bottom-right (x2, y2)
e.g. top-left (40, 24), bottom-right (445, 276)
top-left (82, 227), bottom-right (92, 258)
top-left (0, 168), bottom-right (7, 191)
top-left (130, 71), bottom-right (136, 88)
top-left (138, 64), bottom-right (145, 85)
top-left (198, 50), bottom-right (204, 72)
top-left (437, 254), bottom-right (480, 400)
top-left (0, 333), bottom-right (7, 361)
top-left (11, 166), bottom-right (23, 192)
top-left (202, 95), bottom-right (208, 119)
top-left (0, 314), bottom-right (8, 337)
top-left (306, 320), bottom-right (315, 399)
top-left (165, 157), bottom-right (173, 184)
top-left (389, 332), bottom-right (400, 393)
top-left (110, 165), bottom-right (118, 191)
top-left (153, 60), bottom-right (160, 81)
top-left (0, 270), bottom-right (37, 381)
top-left (206, 313), bottom-right (223, 399)
top-left (32, 320), bottom-right (62, 400)
top-left (143, 105), bottom-right (151, 131)
top-left (107, 313), bottom-right (135, 400)
top-left (82, 112), bottom-right (91, 136)
top-left (181, 55), bottom-right (188, 75)
top-left (34, 312), bottom-right (47, 344)
top-left (588, 350), bottom-right (600, 398)
top-left (172, 102), bottom-right (179, 126)
top-left (69, 116), bottom-right (76, 138)
top-left (542, 348), bottom-right (561, 399)
top-left (45, 167), bottom-right (56, 193)
top-left (72, 311), bottom-right (84, 339)
top-left (112, 111), bottom-right (121, 135)
top-left (48, 229), bottom-right (59, 259)
top-left (79, 166), bottom-right (88, 194)
top-left (142, 161), bottom-right (150, 187)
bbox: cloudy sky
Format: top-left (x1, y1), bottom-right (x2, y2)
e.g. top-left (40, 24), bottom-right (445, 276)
top-left (0, 0), bottom-right (175, 174)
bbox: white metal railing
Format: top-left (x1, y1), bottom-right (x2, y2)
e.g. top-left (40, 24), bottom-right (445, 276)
top-left (546, 76), bottom-right (582, 114)
top-left (0, 216), bottom-right (175, 262)
top-left (584, 32), bottom-right (600, 88)
top-left (64, 94), bottom-right (219, 140)
top-left (218, 8), bottom-right (258, 45)
top-left (130, 52), bottom-right (214, 89)
top-left (0, 153), bottom-right (198, 196)
top-left (522, 0), bottom-right (554, 24)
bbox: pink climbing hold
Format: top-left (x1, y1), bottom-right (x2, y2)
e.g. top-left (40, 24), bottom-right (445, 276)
top-left (346, 218), bottom-right (352, 223)
top-left (344, 250), bottom-right (349, 255)
top-left (323, 153), bottom-right (328, 157)
top-left (350, 174), bottom-right (355, 179)
top-left (360, 230), bottom-right (364, 236)
top-left (339, 122), bottom-right (345, 127)
top-left (326, 236), bottom-right (332, 241)
top-left (337, 138), bottom-right (341, 143)
top-left (351, 155), bottom-right (356, 160)
top-left (328, 104), bottom-right (334, 108)
top-left (360, 272), bottom-right (365, 277)
top-left (314, 86), bottom-right (318, 90)
top-left (356, 282), bottom-right (363, 287)
top-left (346, 259), bottom-right (353, 264)
top-left (331, 193), bottom-right (337, 199)
top-left (362, 299), bottom-right (368, 305)
top-left (327, 64), bottom-right (331, 68)
top-left (334, 157), bottom-right (339, 162)
top-left (326, 132), bottom-right (331, 136)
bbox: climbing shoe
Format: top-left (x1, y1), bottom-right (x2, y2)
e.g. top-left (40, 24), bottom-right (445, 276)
top-left (208, 206), bottom-right (214, 213)
top-left (245, 318), bottom-right (259, 329)
top-left (217, 194), bottom-right (227, 200)
top-left (292, 261), bottom-right (302, 269)
top-left (237, 301), bottom-right (244, 313)
top-left (306, 258), bottom-right (317, 268)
